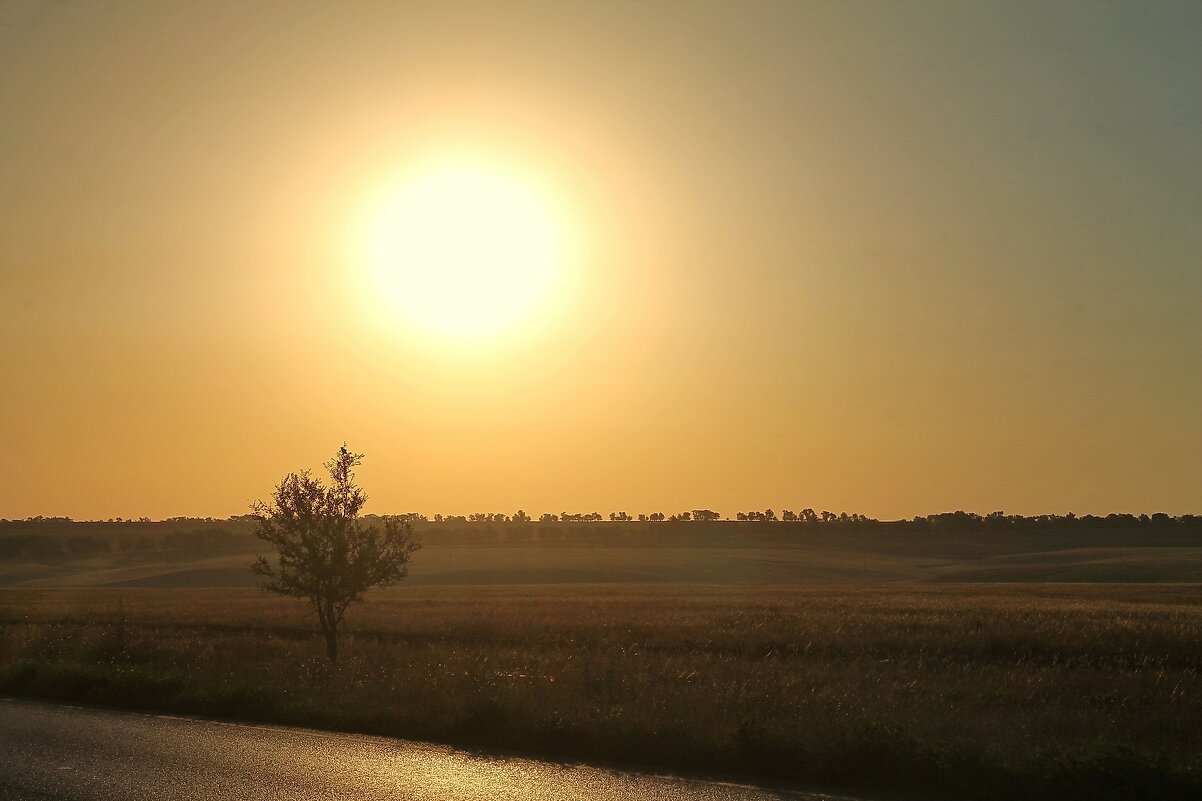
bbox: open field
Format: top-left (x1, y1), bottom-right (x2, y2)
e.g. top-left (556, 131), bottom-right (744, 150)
top-left (1, 583), bottom-right (1199, 800)
top-left (4, 519), bottom-right (1202, 588)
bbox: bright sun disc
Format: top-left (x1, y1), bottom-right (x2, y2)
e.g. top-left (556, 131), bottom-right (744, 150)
top-left (365, 163), bottom-right (564, 339)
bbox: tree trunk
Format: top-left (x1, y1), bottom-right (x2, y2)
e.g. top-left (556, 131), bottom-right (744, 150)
top-left (323, 621), bottom-right (338, 663)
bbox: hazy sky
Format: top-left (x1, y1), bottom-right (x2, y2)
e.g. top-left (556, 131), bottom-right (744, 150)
top-left (2, 0), bottom-right (1199, 520)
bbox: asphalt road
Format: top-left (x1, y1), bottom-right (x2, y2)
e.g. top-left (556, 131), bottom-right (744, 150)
top-left (0, 698), bottom-right (851, 801)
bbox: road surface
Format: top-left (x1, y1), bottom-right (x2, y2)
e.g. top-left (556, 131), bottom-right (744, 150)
top-left (0, 698), bottom-right (854, 801)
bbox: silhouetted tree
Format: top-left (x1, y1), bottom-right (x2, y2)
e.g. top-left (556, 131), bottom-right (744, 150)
top-left (251, 445), bottom-right (421, 663)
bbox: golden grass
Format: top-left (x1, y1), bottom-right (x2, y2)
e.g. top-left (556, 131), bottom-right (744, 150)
top-left (1, 583), bottom-right (1199, 800)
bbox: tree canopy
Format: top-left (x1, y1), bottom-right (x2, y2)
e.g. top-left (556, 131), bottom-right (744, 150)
top-left (251, 445), bottom-right (420, 661)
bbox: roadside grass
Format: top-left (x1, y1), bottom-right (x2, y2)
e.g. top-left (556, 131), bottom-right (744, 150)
top-left (1, 584), bottom-right (1199, 800)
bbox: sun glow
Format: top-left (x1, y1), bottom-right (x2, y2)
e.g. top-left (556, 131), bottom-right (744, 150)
top-left (362, 161), bottom-right (567, 340)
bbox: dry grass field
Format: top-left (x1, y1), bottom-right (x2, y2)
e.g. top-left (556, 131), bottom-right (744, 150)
top-left (1, 582), bottom-right (1199, 800)
top-left (5, 518), bottom-right (1202, 589)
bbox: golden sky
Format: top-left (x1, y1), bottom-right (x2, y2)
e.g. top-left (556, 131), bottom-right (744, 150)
top-left (1, 1), bottom-right (1199, 520)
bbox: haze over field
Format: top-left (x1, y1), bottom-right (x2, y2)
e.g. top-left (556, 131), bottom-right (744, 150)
top-left (5, 515), bottom-right (1202, 589)
top-left (2, 1), bottom-right (1200, 520)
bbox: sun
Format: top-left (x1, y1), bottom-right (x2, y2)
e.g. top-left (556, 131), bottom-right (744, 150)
top-left (363, 161), bottom-right (566, 340)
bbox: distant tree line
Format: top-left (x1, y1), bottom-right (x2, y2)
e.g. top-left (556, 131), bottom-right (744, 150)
top-left (4, 509), bottom-right (1201, 566)
top-left (0, 515), bottom-right (258, 526)
top-left (0, 525), bottom-right (256, 563)
top-left (735, 509), bottom-right (875, 523)
top-left (898, 510), bottom-right (1202, 531)
top-left (386, 510), bottom-right (1202, 529)
top-left (400, 509), bottom-right (726, 524)
top-left (6, 511), bottom-right (1202, 531)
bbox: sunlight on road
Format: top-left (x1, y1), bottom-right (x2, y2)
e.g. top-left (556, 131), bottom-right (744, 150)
top-left (0, 699), bottom-right (853, 801)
